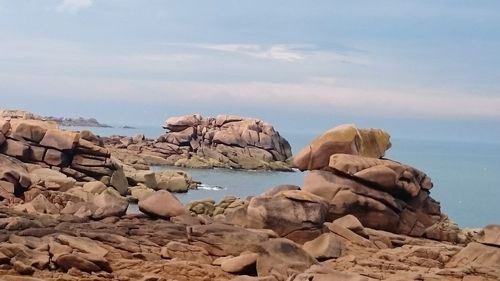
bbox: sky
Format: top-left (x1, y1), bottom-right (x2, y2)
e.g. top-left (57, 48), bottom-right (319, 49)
top-left (1, 0), bottom-right (500, 142)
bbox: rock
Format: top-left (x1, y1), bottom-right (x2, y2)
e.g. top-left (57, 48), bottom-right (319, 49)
top-left (14, 194), bottom-right (59, 215)
top-left (259, 185), bottom-right (300, 197)
top-left (1, 138), bottom-right (31, 160)
top-left (82, 181), bottom-right (107, 194)
top-left (13, 260), bottom-right (35, 275)
top-left (110, 167), bottom-right (129, 196)
top-left (477, 224), bottom-right (500, 247)
top-left (10, 120), bottom-right (49, 142)
top-left (331, 215), bottom-right (367, 237)
top-left (246, 190), bottom-right (328, 243)
top-left (447, 242), bottom-right (500, 271)
top-left (56, 234), bottom-right (108, 257)
top-left (288, 265), bottom-right (369, 281)
top-left (55, 253), bottom-right (102, 273)
top-left (256, 238), bottom-right (317, 280)
top-left (302, 167), bottom-right (448, 240)
top-left (155, 170), bottom-right (194, 193)
top-left (30, 168), bottom-right (76, 191)
top-left (0, 154), bottom-right (32, 192)
top-left (130, 185), bottom-right (155, 201)
top-left (293, 124), bottom-right (391, 170)
top-left (221, 252), bottom-right (258, 274)
top-left (124, 167), bottom-right (158, 189)
top-left (189, 223), bottom-right (269, 256)
top-left (161, 241), bottom-right (212, 264)
top-left (187, 199), bottom-right (216, 216)
top-left (111, 114), bottom-right (292, 171)
top-left (138, 190), bottom-right (187, 219)
top-left (302, 233), bottom-right (345, 260)
top-left (92, 188), bottom-right (129, 218)
top-left (39, 129), bottom-right (79, 151)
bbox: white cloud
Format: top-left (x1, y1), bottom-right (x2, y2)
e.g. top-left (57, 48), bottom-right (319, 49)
top-left (3, 74), bottom-right (500, 119)
top-left (200, 44), bottom-right (304, 62)
top-left (57, 0), bottom-right (93, 14)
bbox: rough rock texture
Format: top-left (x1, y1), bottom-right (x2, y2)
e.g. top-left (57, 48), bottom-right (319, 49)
top-left (293, 124), bottom-right (391, 171)
top-left (0, 118), bottom-right (125, 194)
top-left (294, 125), bottom-right (458, 241)
top-left (0, 189), bottom-right (498, 280)
top-left (246, 190), bottom-right (328, 244)
top-left (105, 114), bottom-right (293, 171)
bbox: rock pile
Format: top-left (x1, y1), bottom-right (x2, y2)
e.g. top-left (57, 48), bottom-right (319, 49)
top-left (0, 118), bottom-right (127, 195)
top-left (105, 114), bottom-right (293, 171)
top-left (293, 124), bottom-right (459, 241)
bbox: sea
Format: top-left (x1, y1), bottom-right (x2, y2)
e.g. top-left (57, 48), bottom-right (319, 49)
top-left (67, 126), bottom-right (500, 228)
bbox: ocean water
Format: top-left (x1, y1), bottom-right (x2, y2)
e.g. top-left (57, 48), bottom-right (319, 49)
top-left (67, 126), bottom-right (500, 228)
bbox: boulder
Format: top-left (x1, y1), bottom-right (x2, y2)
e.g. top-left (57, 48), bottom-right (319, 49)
top-left (221, 252), bottom-right (258, 274)
top-left (92, 188), bottom-right (129, 218)
top-left (130, 185), bottom-right (155, 201)
top-left (478, 225), bottom-right (500, 247)
top-left (0, 154), bottom-right (32, 193)
top-left (156, 170), bottom-right (194, 193)
top-left (14, 194), bottom-right (59, 215)
top-left (302, 233), bottom-right (345, 260)
top-left (246, 190), bottom-right (328, 243)
top-left (138, 190), bottom-right (187, 219)
top-left (293, 124), bottom-right (391, 170)
top-left (82, 181), bottom-right (107, 194)
top-left (256, 238), bottom-right (317, 280)
top-left (302, 167), bottom-right (447, 239)
top-left (30, 168), bottom-right (76, 191)
top-left (39, 129), bottom-right (80, 151)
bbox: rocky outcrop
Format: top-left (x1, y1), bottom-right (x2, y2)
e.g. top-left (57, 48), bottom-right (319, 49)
top-left (0, 109), bottom-right (111, 127)
top-left (292, 125), bottom-right (459, 242)
top-left (0, 118), bottom-right (125, 195)
top-left (105, 114), bottom-right (293, 171)
top-left (0, 205), bottom-right (497, 281)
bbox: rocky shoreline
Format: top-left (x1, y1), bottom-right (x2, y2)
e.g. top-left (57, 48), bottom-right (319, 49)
top-left (0, 115), bottom-right (498, 280)
top-left (0, 109), bottom-right (112, 128)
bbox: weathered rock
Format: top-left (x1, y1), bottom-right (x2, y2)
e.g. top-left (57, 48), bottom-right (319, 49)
top-left (477, 224), bottom-right (500, 247)
top-left (221, 252), bottom-right (258, 274)
top-left (293, 124), bottom-right (391, 170)
top-left (39, 129), bottom-right (79, 151)
top-left (138, 190), bottom-right (187, 219)
top-left (302, 233), bottom-right (345, 260)
top-left (288, 265), bottom-right (369, 281)
top-left (447, 242), bottom-right (500, 271)
top-left (82, 181), bottom-right (107, 194)
top-left (156, 170), bottom-right (194, 193)
top-left (256, 238), bottom-right (317, 280)
top-left (0, 154), bottom-right (31, 193)
top-left (302, 167), bottom-right (449, 240)
top-left (14, 194), bottom-right (59, 215)
top-left (30, 168), bottom-right (76, 191)
top-left (92, 188), bottom-right (129, 218)
top-left (246, 190), bottom-right (328, 243)
top-left (161, 241), bottom-right (213, 264)
top-left (130, 185), bottom-right (155, 201)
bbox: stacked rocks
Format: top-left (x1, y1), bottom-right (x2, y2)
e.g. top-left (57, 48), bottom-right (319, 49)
top-left (293, 124), bottom-right (459, 241)
top-left (153, 114), bottom-right (293, 170)
top-left (0, 118), bottom-right (127, 196)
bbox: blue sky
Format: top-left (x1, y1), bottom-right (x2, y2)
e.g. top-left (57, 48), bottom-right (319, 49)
top-left (1, 0), bottom-right (499, 141)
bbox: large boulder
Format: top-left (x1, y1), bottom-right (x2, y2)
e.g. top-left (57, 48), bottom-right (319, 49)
top-left (293, 124), bottom-right (391, 170)
top-left (246, 190), bottom-right (328, 243)
top-left (138, 190), bottom-right (187, 219)
top-left (301, 154), bottom-right (455, 240)
top-left (0, 154), bottom-right (32, 196)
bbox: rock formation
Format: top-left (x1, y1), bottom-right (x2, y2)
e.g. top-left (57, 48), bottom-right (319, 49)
top-left (0, 109), bottom-right (111, 128)
top-left (105, 114), bottom-right (293, 171)
top-left (293, 124), bottom-right (458, 242)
